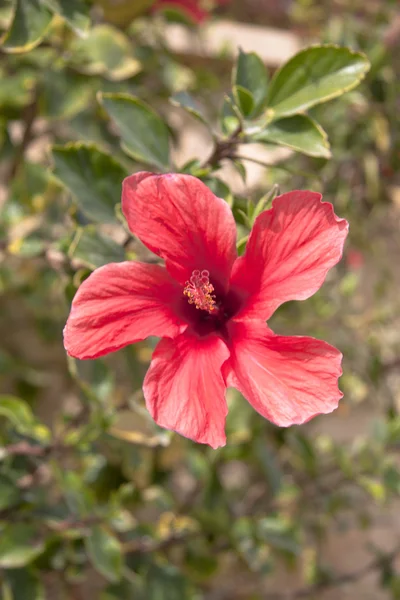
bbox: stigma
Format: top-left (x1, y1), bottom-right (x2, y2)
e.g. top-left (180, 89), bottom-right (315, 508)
top-left (183, 270), bottom-right (217, 313)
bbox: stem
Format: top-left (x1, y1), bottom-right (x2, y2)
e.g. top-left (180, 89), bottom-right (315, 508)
top-left (204, 123), bottom-right (243, 169)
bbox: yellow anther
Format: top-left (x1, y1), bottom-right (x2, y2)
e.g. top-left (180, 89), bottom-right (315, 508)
top-left (183, 269), bottom-right (216, 313)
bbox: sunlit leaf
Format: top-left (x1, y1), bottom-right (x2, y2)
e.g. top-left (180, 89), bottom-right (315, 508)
top-left (0, 524), bottom-right (45, 568)
top-left (266, 45), bottom-right (370, 118)
top-left (0, 396), bottom-right (50, 441)
top-left (70, 25), bottom-right (141, 80)
top-left (0, 395), bottom-right (36, 434)
top-left (252, 114), bottom-right (331, 158)
top-left (359, 476), bottom-right (386, 503)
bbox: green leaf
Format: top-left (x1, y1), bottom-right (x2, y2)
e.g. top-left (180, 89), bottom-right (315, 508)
top-left (170, 92), bottom-right (208, 125)
top-left (266, 45), bottom-right (370, 118)
top-left (102, 579), bottom-right (145, 600)
top-left (0, 69), bottom-right (36, 110)
top-left (0, 395), bottom-right (36, 435)
top-left (258, 518), bottom-right (300, 556)
top-left (5, 568), bottom-right (45, 600)
top-left (145, 563), bottom-right (193, 600)
top-left (99, 93), bottom-right (171, 170)
top-left (252, 114), bottom-right (331, 158)
top-left (232, 518), bottom-right (272, 574)
top-left (0, 476), bottom-right (19, 511)
top-left (1, 0), bottom-right (53, 53)
top-left (220, 94), bottom-right (241, 136)
top-left (7, 161), bottom-right (59, 212)
top-left (232, 159), bottom-right (247, 183)
top-left (8, 235), bottom-right (46, 258)
top-left (41, 0), bottom-right (90, 35)
top-left (233, 85), bottom-right (254, 118)
top-left (95, 0), bottom-right (153, 27)
top-left (39, 69), bottom-right (93, 120)
top-left (69, 227), bottom-right (126, 270)
top-left (70, 25), bottom-right (141, 80)
top-left (236, 235), bottom-right (248, 256)
top-left (52, 143), bottom-right (128, 224)
top-left (86, 526), bottom-right (123, 583)
top-left (185, 551), bottom-right (218, 580)
top-left (359, 476), bottom-right (386, 503)
top-left (253, 439), bottom-right (282, 496)
top-left (233, 49), bottom-right (269, 117)
top-left (0, 524), bottom-right (45, 568)
top-left (291, 433), bottom-right (318, 475)
top-left (0, 396), bottom-right (50, 442)
top-left (59, 470), bottom-right (96, 516)
top-left (202, 177), bottom-right (233, 208)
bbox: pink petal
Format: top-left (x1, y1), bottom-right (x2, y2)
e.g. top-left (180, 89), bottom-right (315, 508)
top-left (144, 332), bottom-right (230, 448)
top-left (122, 173), bottom-right (237, 290)
top-left (230, 191), bottom-right (349, 320)
top-left (153, 0), bottom-right (208, 22)
top-left (64, 262), bottom-right (186, 360)
top-left (152, 0), bottom-right (230, 22)
top-left (225, 321), bottom-right (343, 426)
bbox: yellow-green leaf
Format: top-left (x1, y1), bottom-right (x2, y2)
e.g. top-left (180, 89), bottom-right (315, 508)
top-left (42, 0), bottom-right (90, 36)
top-left (1, 0), bottom-right (53, 54)
top-left (70, 25), bottom-right (141, 81)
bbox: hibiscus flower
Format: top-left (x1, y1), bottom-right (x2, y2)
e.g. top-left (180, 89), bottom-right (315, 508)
top-left (152, 0), bottom-right (229, 23)
top-left (64, 173), bottom-right (348, 448)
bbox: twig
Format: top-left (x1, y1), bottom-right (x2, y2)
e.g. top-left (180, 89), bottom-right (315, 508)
top-left (204, 123), bottom-right (243, 168)
top-left (2, 441), bottom-right (50, 457)
top-left (123, 530), bottom-right (199, 554)
top-left (6, 89), bottom-right (39, 184)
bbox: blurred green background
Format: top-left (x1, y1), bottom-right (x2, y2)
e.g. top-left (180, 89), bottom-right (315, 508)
top-left (1, 0), bottom-right (400, 598)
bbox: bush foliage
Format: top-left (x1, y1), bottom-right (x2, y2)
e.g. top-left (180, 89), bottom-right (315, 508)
top-left (1, 0), bottom-right (400, 598)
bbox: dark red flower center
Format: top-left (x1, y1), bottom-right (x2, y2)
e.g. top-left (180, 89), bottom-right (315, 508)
top-left (181, 268), bottom-right (242, 337)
